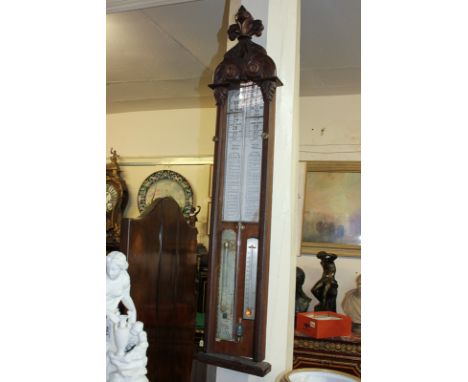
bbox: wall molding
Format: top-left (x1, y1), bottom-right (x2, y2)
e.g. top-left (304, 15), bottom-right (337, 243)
top-left (299, 144), bottom-right (361, 162)
top-left (108, 155), bottom-right (213, 167)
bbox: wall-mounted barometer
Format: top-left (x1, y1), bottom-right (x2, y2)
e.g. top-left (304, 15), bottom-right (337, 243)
top-left (197, 6), bottom-right (282, 376)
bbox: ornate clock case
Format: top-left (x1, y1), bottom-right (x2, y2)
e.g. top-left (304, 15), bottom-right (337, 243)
top-left (106, 149), bottom-right (128, 252)
top-left (197, 6), bottom-right (282, 376)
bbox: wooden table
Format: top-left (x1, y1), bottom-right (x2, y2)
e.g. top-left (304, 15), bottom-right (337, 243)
top-left (293, 331), bottom-right (361, 378)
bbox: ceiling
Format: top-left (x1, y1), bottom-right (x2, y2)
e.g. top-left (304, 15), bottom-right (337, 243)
top-left (107, 0), bottom-right (360, 113)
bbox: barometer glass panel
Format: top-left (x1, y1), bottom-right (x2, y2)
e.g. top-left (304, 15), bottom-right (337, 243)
top-left (222, 83), bottom-right (264, 223)
top-left (243, 238), bottom-right (259, 320)
top-left (216, 229), bottom-right (238, 341)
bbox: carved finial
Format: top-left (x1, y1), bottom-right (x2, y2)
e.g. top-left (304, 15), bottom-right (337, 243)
top-left (227, 6), bottom-right (264, 41)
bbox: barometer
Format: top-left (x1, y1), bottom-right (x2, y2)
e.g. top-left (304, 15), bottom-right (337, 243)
top-left (198, 6), bottom-right (282, 376)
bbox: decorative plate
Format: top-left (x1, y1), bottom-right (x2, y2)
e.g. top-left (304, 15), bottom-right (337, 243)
top-left (137, 170), bottom-right (194, 216)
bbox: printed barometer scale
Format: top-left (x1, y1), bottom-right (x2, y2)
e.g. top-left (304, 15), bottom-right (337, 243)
top-left (198, 6), bottom-right (282, 376)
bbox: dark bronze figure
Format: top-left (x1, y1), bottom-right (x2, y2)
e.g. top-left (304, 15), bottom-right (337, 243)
top-left (311, 251), bottom-right (338, 312)
top-left (295, 267), bottom-right (312, 313)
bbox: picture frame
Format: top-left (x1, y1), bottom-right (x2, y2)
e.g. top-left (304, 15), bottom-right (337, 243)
top-left (208, 164), bottom-right (213, 198)
top-left (301, 161), bottom-right (361, 257)
top-left (206, 201), bottom-right (212, 235)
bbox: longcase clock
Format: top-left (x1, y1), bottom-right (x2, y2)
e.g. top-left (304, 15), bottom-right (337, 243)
top-left (198, 6), bottom-right (282, 376)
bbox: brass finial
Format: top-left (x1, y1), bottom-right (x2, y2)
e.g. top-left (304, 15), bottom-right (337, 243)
top-left (107, 148), bottom-right (120, 172)
top-left (110, 148), bottom-right (119, 165)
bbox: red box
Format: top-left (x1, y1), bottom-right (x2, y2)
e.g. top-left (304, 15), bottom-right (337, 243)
top-left (296, 311), bottom-right (352, 339)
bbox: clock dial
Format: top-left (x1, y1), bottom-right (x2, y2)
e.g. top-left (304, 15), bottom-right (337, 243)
top-left (106, 183), bottom-right (118, 212)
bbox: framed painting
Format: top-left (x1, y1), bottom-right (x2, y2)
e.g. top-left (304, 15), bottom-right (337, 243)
top-left (301, 161), bottom-right (361, 257)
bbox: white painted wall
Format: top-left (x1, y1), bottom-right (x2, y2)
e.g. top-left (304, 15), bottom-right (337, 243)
top-left (299, 95), bottom-right (360, 162)
top-left (297, 94), bottom-right (361, 314)
top-left (106, 107), bottom-right (215, 157)
top-left (106, 107), bottom-right (216, 246)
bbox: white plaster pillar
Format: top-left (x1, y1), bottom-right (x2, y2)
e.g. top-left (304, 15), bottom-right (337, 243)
top-left (215, 0), bottom-right (301, 381)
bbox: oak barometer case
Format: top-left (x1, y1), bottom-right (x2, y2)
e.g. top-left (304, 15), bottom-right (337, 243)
top-left (198, 6), bottom-right (282, 376)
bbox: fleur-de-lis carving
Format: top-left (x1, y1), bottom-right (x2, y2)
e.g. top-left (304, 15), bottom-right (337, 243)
top-left (227, 6), bottom-right (264, 41)
top-left (210, 5), bottom-right (282, 101)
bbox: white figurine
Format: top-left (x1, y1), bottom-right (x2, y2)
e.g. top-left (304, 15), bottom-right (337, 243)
top-left (107, 251), bottom-right (137, 324)
top-left (107, 251), bottom-right (149, 382)
top-left (108, 321), bottom-right (149, 382)
top-left (342, 274), bottom-right (361, 332)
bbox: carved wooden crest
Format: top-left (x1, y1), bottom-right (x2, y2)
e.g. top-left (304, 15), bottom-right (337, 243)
top-left (210, 6), bottom-right (282, 105)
